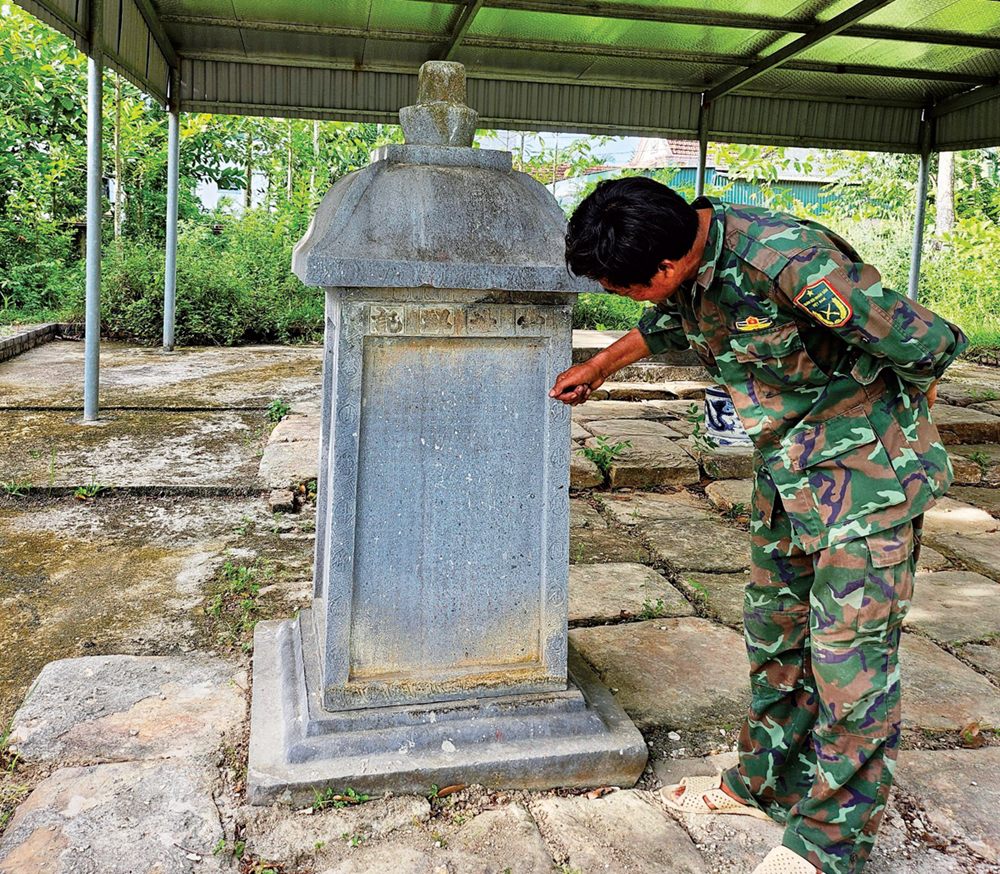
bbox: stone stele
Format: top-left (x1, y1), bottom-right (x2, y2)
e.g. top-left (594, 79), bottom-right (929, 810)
top-left (249, 61), bottom-right (643, 805)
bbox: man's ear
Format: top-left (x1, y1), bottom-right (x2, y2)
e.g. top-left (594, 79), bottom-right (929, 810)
top-left (657, 259), bottom-right (677, 277)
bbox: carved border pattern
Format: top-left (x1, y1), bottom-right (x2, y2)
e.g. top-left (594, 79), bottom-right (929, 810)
top-left (367, 304), bottom-right (552, 338)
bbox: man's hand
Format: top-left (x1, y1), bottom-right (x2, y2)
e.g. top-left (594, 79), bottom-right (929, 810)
top-left (550, 361), bottom-right (605, 406)
top-left (927, 380), bottom-right (938, 408)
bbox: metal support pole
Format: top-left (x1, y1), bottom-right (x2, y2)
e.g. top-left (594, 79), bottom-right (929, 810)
top-left (83, 0), bottom-right (104, 421)
top-left (163, 70), bottom-right (180, 351)
top-left (907, 113), bottom-right (933, 302)
top-left (696, 96), bottom-right (710, 198)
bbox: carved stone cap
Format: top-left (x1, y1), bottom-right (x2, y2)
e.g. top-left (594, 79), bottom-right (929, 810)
top-left (399, 61), bottom-right (478, 147)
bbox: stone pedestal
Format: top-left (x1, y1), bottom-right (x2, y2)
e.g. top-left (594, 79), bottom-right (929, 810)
top-left (247, 62), bottom-right (646, 804)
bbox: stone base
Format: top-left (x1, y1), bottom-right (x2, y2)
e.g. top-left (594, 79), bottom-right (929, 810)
top-left (248, 612), bottom-right (648, 805)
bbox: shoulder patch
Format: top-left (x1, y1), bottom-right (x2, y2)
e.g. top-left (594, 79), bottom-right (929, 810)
top-left (793, 278), bottom-right (852, 327)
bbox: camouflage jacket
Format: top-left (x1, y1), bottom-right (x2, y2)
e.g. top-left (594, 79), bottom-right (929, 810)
top-left (638, 196), bottom-right (968, 553)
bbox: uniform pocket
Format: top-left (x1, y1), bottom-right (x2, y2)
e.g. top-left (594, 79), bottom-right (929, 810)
top-left (769, 407), bottom-right (909, 541)
top-left (729, 322), bottom-right (828, 396)
top-left (857, 522), bottom-right (915, 637)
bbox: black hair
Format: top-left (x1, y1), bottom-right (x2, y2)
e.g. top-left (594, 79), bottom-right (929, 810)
top-left (565, 177), bottom-right (700, 288)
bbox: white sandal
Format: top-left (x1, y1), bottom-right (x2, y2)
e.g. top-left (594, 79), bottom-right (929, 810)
top-left (752, 846), bottom-right (819, 874)
top-left (658, 773), bottom-right (771, 820)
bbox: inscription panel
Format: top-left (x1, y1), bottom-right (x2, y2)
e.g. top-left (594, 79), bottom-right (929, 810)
top-left (350, 337), bottom-right (549, 681)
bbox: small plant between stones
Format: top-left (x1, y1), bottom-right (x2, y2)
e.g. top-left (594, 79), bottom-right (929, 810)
top-left (685, 402), bottom-right (718, 453)
top-left (969, 450), bottom-right (992, 475)
top-left (638, 597), bottom-right (666, 620)
top-left (74, 475), bottom-right (107, 500)
top-left (204, 557), bottom-right (273, 652)
top-left (312, 785), bottom-right (370, 811)
top-left (267, 397), bottom-right (290, 423)
top-left (578, 437), bottom-right (632, 475)
top-left (2, 477), bottom-right (30, 497)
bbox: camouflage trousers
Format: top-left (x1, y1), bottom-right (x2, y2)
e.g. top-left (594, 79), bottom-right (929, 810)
top-left (721, 504), bottom-right (921, 874)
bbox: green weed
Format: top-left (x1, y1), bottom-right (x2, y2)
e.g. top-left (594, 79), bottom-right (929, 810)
top-left (313, 786), bottom-right (370, 812)
top-left (722, 502), bottom-right (749, 521)
top-left (73, 475), bottom-right (107, 500)
top-left (685, 403), bottom-right (718, 453)
top-left (638, 597), bottom-right (666, 620)
top-left (579, 437), bottom-right (632, 475)
top-left (267, 398), bottom-right (290, 423)
top-left (2, 477), bottom-right (30, 497)
top-left (969, 450), bottom-right (992, 474)
top-left (204, 558), bottom-right (272, 652)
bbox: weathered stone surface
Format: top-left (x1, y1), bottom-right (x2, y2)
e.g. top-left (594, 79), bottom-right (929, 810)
top-left (924, 531), bottom-right (1000, 581)
top-left (679, 572), bottom-right (751, 628)
top-left (6, 655), bottom-right (247, 766)
top-left (916, 545), bottom-right (950, 572)
top-left (970, 399), bottom-right (1000, 416)
top-left (654, 753), bottom-right (786, 871)
top-left (640, 519), bottom-right (752, 573)
top-left (582, 418), bottom-right (683, 440)
top-left (317, 846), bottom-right (487, 874)
top-left (598, 490), bottom-right (714, 527)
top-left (269, 488), bottom-right (297, 513)
top-left (947, 444), bottom-right (1000, 484)
top-left (705, 479), bottom-right (753, 512)
top-left (269, 415), bottom-right (319, 444)
top-left (948, 451), bottom-right (983, 484)
top-left (571, 449), bottom-right (604, 489)
top-left (531, 790), bottom-right (709, 874)
top-left (906, 571), bottom-right (1000, 644)
top-left (570, 619), bottom-right (751, 730)
top-left (959, 642), bottom-right (1000, 679)
top-left (930, 405), bottom-right (1000, 445)
top-left (571, 421), bottom-right (590, 442)
top-left (570, 500), bottom-right (607, 530)
top-left (948, 486), bottom-right (1000, 517)
top-left (259, 438), bottom-right (320, 488)
top-left (900, 634), bottom-right (1000, 730)
top-left (681, 439), bottom-right (755, 480)
top-left (896, 749), bottom-right (1000, 862)
top-left (0, 760), bottom-right (225, 874)
top-left (568, 563), bottom-right (694, 624)
top-left (598, 437), bottom-right (700, 488)
top-left (571, 400), bottom-right (670, 423)
top-left (455, 803), bottom-right (553, 873)
top-left (922, 496), bottom-right (999, 537)
top-left (242, 796), bottom-right (432, 862)
top-left (937, 384), bottom-right (998, 407)
top-left (570, 526), bottom-right (653, 565)
top-left (603, 381), bottom-right (710, 401)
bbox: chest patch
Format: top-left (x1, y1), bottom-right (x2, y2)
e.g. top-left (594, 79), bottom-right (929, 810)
top-left (793, 278), bottom-right (852, 327)
top-left (735, 315), bottom-right (774, 332)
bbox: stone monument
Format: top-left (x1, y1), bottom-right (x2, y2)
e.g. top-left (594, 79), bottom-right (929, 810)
top-left (248, 61), bottom-right (647, 804)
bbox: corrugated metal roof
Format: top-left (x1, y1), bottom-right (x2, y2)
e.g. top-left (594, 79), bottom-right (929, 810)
top-left (12, 0), bottom-right (1000, 152)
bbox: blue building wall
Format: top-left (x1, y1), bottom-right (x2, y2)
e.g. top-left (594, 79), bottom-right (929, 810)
top-left (660, 167), bottom-right (838, 212)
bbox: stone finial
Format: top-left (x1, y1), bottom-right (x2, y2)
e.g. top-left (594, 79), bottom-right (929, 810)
top-left (399, 61), bottom-right (478, 147)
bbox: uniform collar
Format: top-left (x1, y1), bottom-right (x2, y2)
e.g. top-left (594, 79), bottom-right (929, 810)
top-left (690, 195), bottom-right (726, 291)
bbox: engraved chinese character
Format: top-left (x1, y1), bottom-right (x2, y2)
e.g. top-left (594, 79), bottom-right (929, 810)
top-left (370, 306), bottom-right (404, 334)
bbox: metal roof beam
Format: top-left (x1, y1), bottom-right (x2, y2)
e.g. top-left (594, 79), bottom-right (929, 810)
top-left (408, 0), bottom-right (1000, 52)
top-left (704, 0), bottom-right (899, 102)
top-left (131, 0), bottom-right (178, 69)
top-left (442, 0), bottom-right (486, 61)
top-left (930, 82), bottom-right (1000, 118)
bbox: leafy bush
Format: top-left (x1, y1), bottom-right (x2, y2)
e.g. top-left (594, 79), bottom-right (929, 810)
top-left (573, 292), bottom-right (647, 330)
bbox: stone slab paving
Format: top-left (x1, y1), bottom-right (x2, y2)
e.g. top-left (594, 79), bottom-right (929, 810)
top-left (598, 436), bottom-right (701, 488)
top-left (947, 444), bottom-right (1000, 484)
top-left (971, 399), bottom-right (1000, 416)
top-left (581, 417), bottom-right (684, 440)
top-left (569, 618), bottom-right (751, 730)
top-left (705, 479), bottom-right (754, 511)
top-left (679, 572), bottom-right (751, 628)
top-left (922, 496), bottom-right (1000, 537)
top-left (640, 519), bottom-right (752, 573)
top-left (924, 530), bottom-right (1000, 582)
top-left (570, 524), bottom-right (653, 565)
top-left (571, 450), bottom-right (604, 488)
top-left (917, 545), bottom-right (951, 572)
top-left (598, 380), bottom-right (711, 401)
top-left (895, 748), bottom-right (1000, 864)
top-left (568, 563), bottom-right (694, 625)
top-left (597, 490), bottom-right (715, 526)
top-left (948, 486), bottom-right (1000, 517)
top-left (900, 634), bottom-right (1000, 730)
top-left (959, 642), bottom-right (1000, 679)
top-left (680, 438), bottom-right (756, 479)
top-left (0, 409), bottom-right (267, 489)
top-left (936, 384), bottom-right (998, 407)
top-left (906, 571), bottom-right (1000, 644)
top-left (570, 499), bottom-right (607, 530)
top-left (0, 759), bottom-right (226, 874)
top-left (570, 400), bottom-right (670, 423)
top-left (571, 421), bottom-right (590, 442)
top-left (929, 404), bottom-right (1000, 445)
top-left (530, 789), bottom-right (708, 874)
top-left (948, 452), bottom-right (984, 485)
top-left (0, 341), bottom-right (323, 409)
top-left (6, 655), bottom-right (246, 766)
